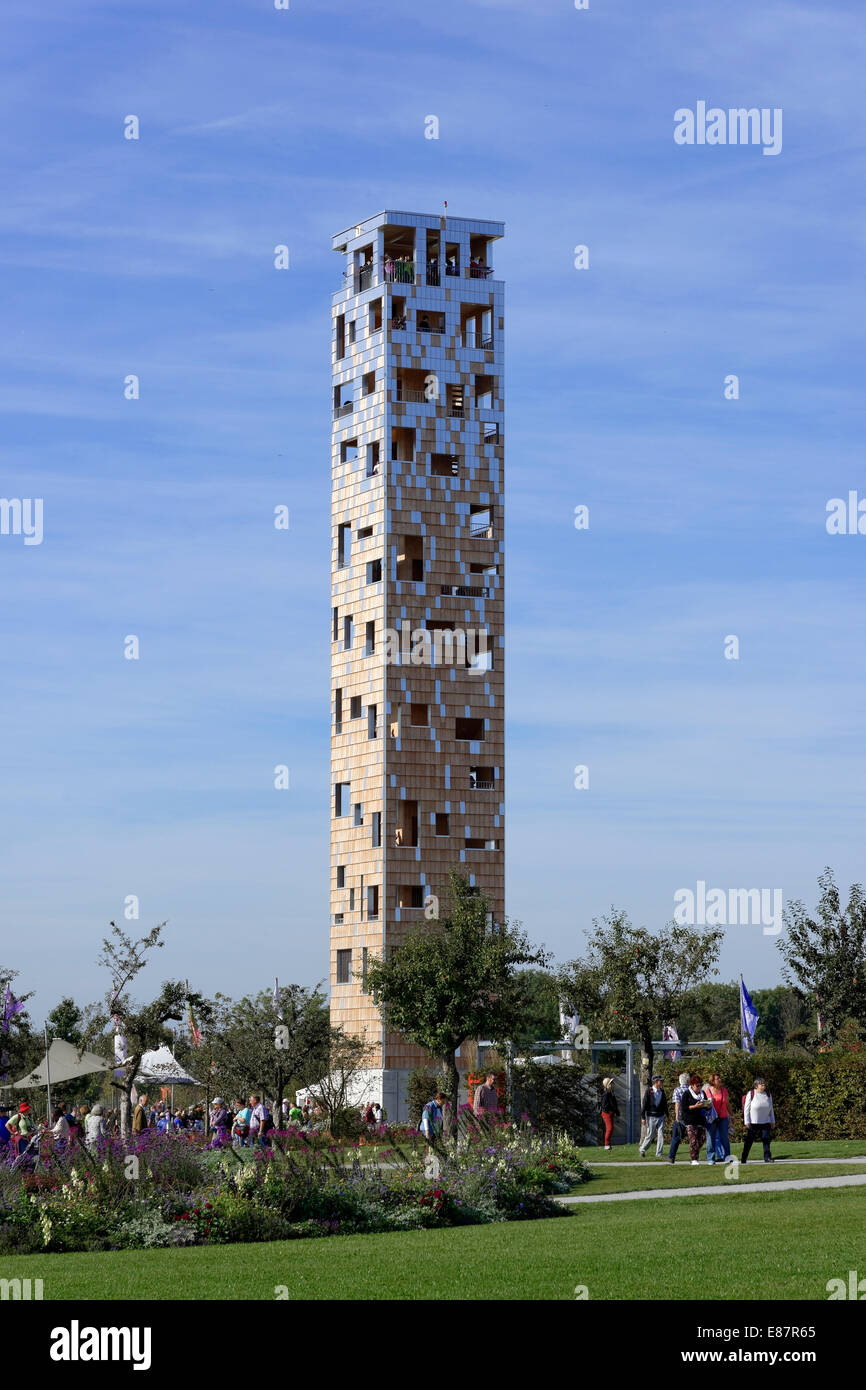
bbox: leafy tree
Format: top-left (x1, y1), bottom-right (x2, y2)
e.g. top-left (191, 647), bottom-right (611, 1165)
top-left (90, 922), bottom-right (209, 1136)
top-left (46, 997), bottom-right (83, 1045)
top-left (365, 872), bottom-right (549, 1125)
top-left (778, 869), bottom-right (866, 1045)
top-left (675, 981), bottom-right (739, 1043)
top-left (752, 985), bottom-right (809, 1047)
top-left (559, 910), bottom-right (724, 1094)
top-left (0, 967), bottom-right (41, 1100)
top-left (510, 969), bottom-right (561, 1049)
top-left (303, 1031), bottom-right (373, 1135)
top-left (198, 985), bottom-right (331, 1114)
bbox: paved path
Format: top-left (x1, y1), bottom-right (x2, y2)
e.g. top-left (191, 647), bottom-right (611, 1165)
top-left (590, 1155), bottom-right (866, 1167)
top-left (557, 1173), bottom-right (866, 1204)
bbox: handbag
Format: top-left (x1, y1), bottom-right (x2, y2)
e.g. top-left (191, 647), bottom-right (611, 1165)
top-left (702, 1088), bottom-right (718, 1123)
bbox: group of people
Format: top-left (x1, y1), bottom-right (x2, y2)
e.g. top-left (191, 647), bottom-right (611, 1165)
top-left (206, 1095), bottom-right (315, 1147)
top-left (600, 1071), bottom-right (776, 1164)
top-left (0, 1099), bottom-right (113, 1156)
top-left (418, 1072), bottom-right (500, 1140)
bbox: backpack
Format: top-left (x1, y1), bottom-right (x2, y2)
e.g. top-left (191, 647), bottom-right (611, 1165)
top-left (261, 1110), bottom-right (274, 1135)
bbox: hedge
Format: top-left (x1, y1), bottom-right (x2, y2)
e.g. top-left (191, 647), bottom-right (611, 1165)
top-left (649, 1048), bottom-right (866, 1141)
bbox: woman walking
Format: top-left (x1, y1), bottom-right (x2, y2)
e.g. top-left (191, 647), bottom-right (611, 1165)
top-left (704, 1072), bottom-right (730, 1162)
top-left (600, 1077), bottom-right (619, 1151)
top-left (681, 1074), bottom-right (711, 1164)
top-left (742, 1078), bottom-right (775, 1163)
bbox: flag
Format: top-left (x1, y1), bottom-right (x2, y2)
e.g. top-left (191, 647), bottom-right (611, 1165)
top-left (186, 979), bottom-right (202, 1047)
top-left (273, 977), bottom-right (284, 1023)
top-left (2, 985), bottom-right (24, 1033)
top-left (662, 1023), bottom-right (681, 1060)
top-left (740, 976), bottom-right (759, 1053)
top-left (187, 1004), bottom-right (202, 1048)
top-left (113, 1015), bottom-right (127, 1080)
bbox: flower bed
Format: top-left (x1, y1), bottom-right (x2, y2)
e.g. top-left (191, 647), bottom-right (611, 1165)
top-left (0, 1123), bottom-right (588, 1255)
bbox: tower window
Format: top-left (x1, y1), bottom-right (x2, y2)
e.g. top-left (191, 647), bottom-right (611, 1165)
top-left (456, 717), bottom-right (485, 741)
top-left (336, 949), bottom-right (352, 985)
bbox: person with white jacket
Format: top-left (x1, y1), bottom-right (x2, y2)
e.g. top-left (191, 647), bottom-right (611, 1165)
top-left (84, 1102), bottom-right (108, 1150)
top-left (742, 1077), bottom-right (775, 1162)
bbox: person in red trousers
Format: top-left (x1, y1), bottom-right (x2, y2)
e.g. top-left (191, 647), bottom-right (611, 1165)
top-left (600, 1077), bottom-right (619, 1150)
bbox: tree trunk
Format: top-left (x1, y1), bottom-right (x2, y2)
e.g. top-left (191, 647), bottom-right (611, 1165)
top-left (639, 1037), bottom-right (653, 1142)
top-left (119, 1086), bottom-right (132, 1139)
top-left (443, 1049), bottom-right (459, 1138)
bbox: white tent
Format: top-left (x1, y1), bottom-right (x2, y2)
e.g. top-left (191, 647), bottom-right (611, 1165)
top-left (13, 1039), bottom-right (112, 1089)
top-left (134, 1045), bottom-right (202, 1087)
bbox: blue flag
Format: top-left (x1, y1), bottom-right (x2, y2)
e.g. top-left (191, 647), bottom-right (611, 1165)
top-left (740, 976), bottom-right (759, 1053)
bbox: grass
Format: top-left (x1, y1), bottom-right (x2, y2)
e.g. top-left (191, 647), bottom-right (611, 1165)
top-left (3, 1187), bottom-right (865, 1300)
top-left (581, 1138), bottom-right (866, 1163)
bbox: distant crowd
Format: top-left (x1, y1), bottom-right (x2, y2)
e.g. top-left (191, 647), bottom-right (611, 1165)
top-left (600, 1071), bottom-right (777, 1163)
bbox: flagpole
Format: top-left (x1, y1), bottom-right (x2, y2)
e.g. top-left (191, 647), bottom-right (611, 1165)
top-left (44, 1025), bottom-right (52, 1129)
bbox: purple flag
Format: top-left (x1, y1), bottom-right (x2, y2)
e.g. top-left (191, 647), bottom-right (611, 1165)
top-left (2, 985), bottom-right (24, 1033)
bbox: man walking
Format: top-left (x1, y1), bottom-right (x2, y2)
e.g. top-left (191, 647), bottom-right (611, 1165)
top-left (473, 1073), bottom-right (499, 1120)
top-left (132, 1093), bottom-right (148, 1134)
top-left (639, 1074), bottom-right (668, 1158)
top-left (667, 1071), bottom-right (691, 1163)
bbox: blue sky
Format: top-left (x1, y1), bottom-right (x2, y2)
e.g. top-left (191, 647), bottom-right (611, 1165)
top-left (2, 0), bottom-right (864, 1023)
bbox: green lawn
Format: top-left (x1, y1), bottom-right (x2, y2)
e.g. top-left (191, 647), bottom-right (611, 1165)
top-left (4, 1187), bottom-right (865, 1300)
top-left (572, 1160), bottom-right (866, 1195)
top-left (582, 1138), bottom-right (866, 1163)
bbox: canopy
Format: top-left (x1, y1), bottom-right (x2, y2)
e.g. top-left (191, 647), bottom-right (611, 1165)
top-left (13, 1038), bottom-right (112, 1088)
top-left (134, 1045), bottom-right (202, 1087)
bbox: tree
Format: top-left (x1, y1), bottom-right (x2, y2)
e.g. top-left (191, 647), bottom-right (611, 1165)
top-left (558, 910), bottom-right (724, 1096)
top-left (675, 981), bottom-right (739, 1043)
top-left (46, 997), bottom-right (83, 1045)
top-left (0, 967), bottom-right (40, 1100)
top-left (200, 985), bottom-right (331, 1114)
top-left (303, 1030), bottom-right (373, 1135)
top-left (91, 922), bottom-right (208, 1136)
top-left (778, 869), bottom-right (866, 1045)
top-left (510, 968), bottom-right (561, 1049)
top-left (365, 872), bottom-right (549, 1125)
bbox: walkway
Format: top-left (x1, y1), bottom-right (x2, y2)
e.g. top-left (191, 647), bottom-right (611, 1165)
top-left (558, 1172), bottom-right (866, 1204)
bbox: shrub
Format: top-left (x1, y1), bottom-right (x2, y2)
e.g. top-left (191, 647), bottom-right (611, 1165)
top-left (651, 1048), bottom-right (866, 1141)
top-left (407, 1068), bottom-right (442, 1128)
top-left (512, 1059), bottom-right (594, 1139)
